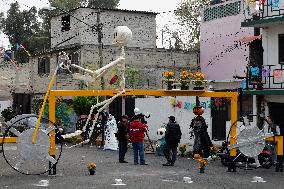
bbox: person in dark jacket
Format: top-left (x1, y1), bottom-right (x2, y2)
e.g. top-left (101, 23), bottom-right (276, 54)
top-left (116, 115), bottom-right (129, 163)
top-left (190, 106), bottom-right (212, 158)
top-left (163, 116), bottom-right (182, 166)
top-left (129, 115), bottom-right (148, 165)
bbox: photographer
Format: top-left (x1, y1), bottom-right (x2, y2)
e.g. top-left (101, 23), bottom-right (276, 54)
top-left (129, 115), bottom-right (149, 165)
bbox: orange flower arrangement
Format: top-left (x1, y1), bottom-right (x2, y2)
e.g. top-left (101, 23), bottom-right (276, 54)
top-left (192, 72), bottom-right (205, 87)
top-left (194, 153), bottom-right (208, 172)
top-left (197, 159), bottom-right (208, 169)
top-left (164, 71), bottom-right (174, 79)
top-left (180, 70), bottom-right (189, 80)
top-left (193, 72), bottom-right (205, 80)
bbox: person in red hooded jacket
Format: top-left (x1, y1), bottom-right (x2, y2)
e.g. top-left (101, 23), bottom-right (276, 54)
top-left (129, 115), bottom-right (148, 165)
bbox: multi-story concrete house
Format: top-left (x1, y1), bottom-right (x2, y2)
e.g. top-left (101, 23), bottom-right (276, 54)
top-left (29, 7), bottom-right (198, 95)
top-left (200, 0), bottom-right (256, 141)
top-left (17, 7), bottom-right (198, 126)
top-left (241, 0), bottom-right (284, 136)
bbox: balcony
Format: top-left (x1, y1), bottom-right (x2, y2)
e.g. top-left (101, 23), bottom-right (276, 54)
top-left (246, 64), bottom-right (284, 90)
top-left (241, 1), bottom-right (284, 27)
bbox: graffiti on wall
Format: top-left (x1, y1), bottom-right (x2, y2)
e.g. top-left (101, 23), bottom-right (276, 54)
top-left (169, 97), bottom-right (228, 110)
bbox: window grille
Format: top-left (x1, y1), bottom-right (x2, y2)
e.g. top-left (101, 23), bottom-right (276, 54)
top-left (204, 1), bottom-right (241, 22)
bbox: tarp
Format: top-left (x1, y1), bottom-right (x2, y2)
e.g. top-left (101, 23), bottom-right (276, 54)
top-left (238, 35), bottom-right (262, 43)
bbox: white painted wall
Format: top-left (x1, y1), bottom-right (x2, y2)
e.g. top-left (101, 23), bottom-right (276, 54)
top-left (136, 96), bottom-right (212, 145)
top-left (262, 25), bottom-right (284, 89)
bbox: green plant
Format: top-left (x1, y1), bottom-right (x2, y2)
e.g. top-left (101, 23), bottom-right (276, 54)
top-left (179, 144), bottom-right (187, 157)
top-left (125, 66), bottom-right (140, 88)
top-left (1, 107), bottom-right (17, 122)
top-left (72, 96), bottom-right (101, 116)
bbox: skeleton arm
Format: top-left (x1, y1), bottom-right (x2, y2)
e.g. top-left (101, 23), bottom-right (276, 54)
top-left (71, 56), bottom-right (125, 77)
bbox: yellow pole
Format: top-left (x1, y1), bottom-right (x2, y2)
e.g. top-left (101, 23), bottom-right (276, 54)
top-left (230, 96), bottom-right (238, 156)
top-left (32, 70), bottom-right (57, 144)
top-left (276, 136), bottom-right (283, 156)
top-left (49, 94), bottom-right (56, 156)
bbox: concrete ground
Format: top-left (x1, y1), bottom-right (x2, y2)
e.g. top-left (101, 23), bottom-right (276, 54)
top-left (0, 145), bottom-right (284, 189)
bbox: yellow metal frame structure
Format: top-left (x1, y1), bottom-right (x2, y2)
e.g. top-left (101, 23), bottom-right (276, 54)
top-left (48, 89), bottom-right (239, 157)
top-left (266, 136), bottom-right (284, 157)
top-left (1, 89), bottom-right (283, 163)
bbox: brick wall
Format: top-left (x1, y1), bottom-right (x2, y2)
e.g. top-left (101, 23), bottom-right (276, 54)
top-left (29, 46), bottom-right (198, 92)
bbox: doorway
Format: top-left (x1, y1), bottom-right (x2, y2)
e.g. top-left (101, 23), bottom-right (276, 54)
top-left (268, 102), bottom-right (284, 135)
top-left (211, 97), bottom-right (228, 140)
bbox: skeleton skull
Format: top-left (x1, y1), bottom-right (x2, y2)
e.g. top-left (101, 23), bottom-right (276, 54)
top-left (113, 26), bottom-right (132, 46)
top-left (157, 127), bottom-right (166, 139)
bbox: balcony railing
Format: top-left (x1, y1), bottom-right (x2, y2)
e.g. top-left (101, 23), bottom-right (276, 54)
top-left (247, 64), bottom-right (284, 89)
top-left (242, 0), bottom-right (284, 26)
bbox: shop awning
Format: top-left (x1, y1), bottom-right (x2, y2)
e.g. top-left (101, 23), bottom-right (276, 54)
top-left (238, 35), bottom-right (262, 43)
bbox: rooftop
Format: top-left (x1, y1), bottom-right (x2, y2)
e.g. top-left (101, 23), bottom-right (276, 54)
top-left (53, 7), bottom-right (158, 17)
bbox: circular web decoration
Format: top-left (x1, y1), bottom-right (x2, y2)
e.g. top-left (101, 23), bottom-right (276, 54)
top-left (237, 125), bottom-right (265, 157)
top-left (2, 115), bottom-right (63, 175)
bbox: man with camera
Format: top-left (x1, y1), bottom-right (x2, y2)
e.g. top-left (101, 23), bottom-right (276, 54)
top-left (129, 110), bottom-right (149, 165)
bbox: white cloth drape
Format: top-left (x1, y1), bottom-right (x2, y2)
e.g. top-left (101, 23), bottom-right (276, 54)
top-left (104, 116), bottom-right (118, 150)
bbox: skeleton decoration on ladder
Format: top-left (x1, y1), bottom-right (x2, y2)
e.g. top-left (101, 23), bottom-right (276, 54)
top-left (60, 26), bottom-right (132, 142)
top-left (0, 26), bottom-right (132, 175)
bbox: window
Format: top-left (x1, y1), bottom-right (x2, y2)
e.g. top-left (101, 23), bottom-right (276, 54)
top-left (69, 52), bottom-right (79, 73)
top-left (38, 57), bottom-right (50, 75)
top-left (61, 15), bottom-right (70, 32)
top-left (279, 34), bottom-right (284, 64)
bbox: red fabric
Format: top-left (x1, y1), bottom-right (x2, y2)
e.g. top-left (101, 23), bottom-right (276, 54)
top-left (109, 75), bottom-right (118, 85)
top-left (129, 120), bottom-right (148, 142)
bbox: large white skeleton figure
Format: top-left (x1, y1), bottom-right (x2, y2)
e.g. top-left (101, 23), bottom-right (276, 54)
top-left (61, 26), bottom-right (132, 140)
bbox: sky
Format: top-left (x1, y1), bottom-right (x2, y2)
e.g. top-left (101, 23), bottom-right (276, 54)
top-left (0, 0), bottom-right (183, 48)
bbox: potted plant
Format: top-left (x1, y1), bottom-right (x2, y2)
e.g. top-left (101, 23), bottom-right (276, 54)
top-left (87, 162), bottom-right (97, 175)
top-left (194, 153), bottom-right (208, 173)
top-left (192, 72), bottom-right (205, 90)
top-left (163, 71), bottom-right (175, 90)
top-left (179, 144), bottom-right (187, 157)
top-left (180, 69), bottom-right (190, 90)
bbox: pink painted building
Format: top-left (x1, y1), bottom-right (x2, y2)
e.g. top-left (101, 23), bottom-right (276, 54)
top-left (200, 0), bottom-right (254, 80)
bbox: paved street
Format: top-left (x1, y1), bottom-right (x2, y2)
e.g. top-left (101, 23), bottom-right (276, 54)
top-left (0, 145), bottom-right (284, 189)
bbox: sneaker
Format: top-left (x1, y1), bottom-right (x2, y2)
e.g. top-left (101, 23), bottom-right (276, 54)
top-left (134, 162), bottom-right (139, 165)
top-left (162, 162), bottom-right (172, 166)
top-left (119, 160), bottom-right (128, 163)
top-left (140, 163), bottom-right (148, 165)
